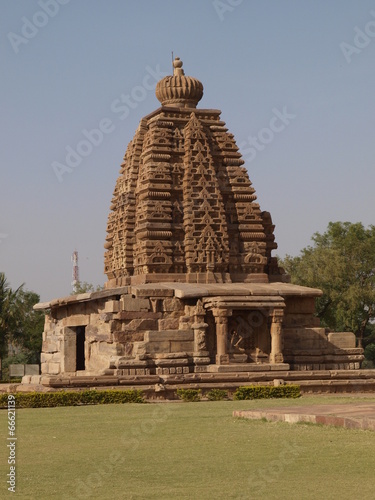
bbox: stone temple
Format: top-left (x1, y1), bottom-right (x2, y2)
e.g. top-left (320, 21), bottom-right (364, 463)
top-left (30, 58), bottom-right (366, 393)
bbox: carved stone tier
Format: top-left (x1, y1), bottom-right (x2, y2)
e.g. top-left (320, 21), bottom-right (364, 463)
top-left (104, 58), bottom-right (282, 286)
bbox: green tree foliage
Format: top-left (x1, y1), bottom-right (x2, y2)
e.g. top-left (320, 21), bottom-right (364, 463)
top-left (280, 222), bottom-right (375, 350)
top-left (71, 281), bottom-right (104, 295)
top-left (0, 272), bottom-right (44, 365)
top-left (0, 273), bottom-right (23, 359)
top-left (13, 289), bottom-right (45, 363)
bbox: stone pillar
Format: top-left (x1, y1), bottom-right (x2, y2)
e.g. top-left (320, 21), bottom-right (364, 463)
top-left (270, 309), bottom-right (284, 364)
top-left (192, 300), bottom-right (208, 354)
top-left (213, 309), bottom-right (231, 364)
top-left (61, 327), bottom-right (76, 373)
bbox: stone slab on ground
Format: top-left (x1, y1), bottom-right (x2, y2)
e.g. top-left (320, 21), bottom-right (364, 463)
top-left (233, 402), bottom-right (375, 431)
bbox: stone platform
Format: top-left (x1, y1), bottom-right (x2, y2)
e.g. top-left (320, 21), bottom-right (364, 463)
top-left (234, 401), bottom-right (375, 431)
top-left (20, 369), bottom-right (375, 398)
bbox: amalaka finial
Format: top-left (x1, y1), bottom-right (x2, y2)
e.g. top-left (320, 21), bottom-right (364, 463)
top-left (173, 57), bottom-right (184, 76)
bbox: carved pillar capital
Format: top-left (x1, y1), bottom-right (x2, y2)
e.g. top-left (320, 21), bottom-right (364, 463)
top-left (212, 308), bottom-right (232, 322)
top-left (272, 308), bottom-right (284, 323)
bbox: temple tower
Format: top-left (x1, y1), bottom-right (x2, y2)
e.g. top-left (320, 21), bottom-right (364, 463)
top-left (104, 57), bottom-right (280, 287)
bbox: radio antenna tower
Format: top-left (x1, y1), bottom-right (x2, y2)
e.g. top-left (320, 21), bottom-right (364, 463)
top-left (71, 250), bottom-right (79, 293)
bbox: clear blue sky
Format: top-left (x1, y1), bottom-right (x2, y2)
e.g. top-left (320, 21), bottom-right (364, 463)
top-left (1, 0), bottom-right (375, 301)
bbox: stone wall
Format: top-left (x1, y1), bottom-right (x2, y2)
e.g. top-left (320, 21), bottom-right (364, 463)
top-left (40, 287), bottom-right (198, 377)
top-left (38, 284), bottom-right (364, 379)
top-left (282, 297), bottom-right (363, 370)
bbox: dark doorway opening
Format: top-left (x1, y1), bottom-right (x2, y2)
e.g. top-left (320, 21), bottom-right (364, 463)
top-left (76, 326), bottom-right (86, 371)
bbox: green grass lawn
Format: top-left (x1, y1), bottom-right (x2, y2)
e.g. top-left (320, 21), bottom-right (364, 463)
top-left (1, 395), bottom-right (375, 499)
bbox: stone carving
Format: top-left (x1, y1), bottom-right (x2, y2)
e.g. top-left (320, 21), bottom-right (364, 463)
top-left (124, 342), bottom-right (133, 358)
top-left (192, 299), bottom-right (208, 352)
top-left (104, 57), bottom-right (280, 286)
top-left (195, 299), bottom-right (205, 317)
top-left (229, 328), bottom-right (246, 353)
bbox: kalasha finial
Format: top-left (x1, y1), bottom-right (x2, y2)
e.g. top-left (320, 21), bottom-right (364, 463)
top-left (173, 57), bottom-right (184, 76)
top-left (155, 57), bottom-right (203, 108)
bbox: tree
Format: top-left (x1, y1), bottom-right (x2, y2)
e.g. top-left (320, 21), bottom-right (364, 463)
top-left (281, 222), bottom-right (375, 349)
top-left (0, 272), bottom-right (44, 369)
top-left (11, 289), bottom-right (44, 363)
top-left (71, 281), bottom-right (104, 295)
top-left (0, 272), bottom-right (24, 359)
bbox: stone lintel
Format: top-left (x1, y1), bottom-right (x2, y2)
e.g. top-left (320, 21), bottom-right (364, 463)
top-left (61, 315), bottom-right (89, 327)
top-left (204, 300), bottom-right (285, 310)
top-left (34, 286), bottom-right (129, 310)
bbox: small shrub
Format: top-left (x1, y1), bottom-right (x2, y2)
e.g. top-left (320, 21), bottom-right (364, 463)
top-left (0, 389), bottom-right (144, 408)
top-left (233, 385), bottom-right (301, 400)
top-left (206, 389), bottom-right (228, 401)
top-left (176, 388), bottom-right (201, 402)
top-left (0, 378), bottom-right (22, 384)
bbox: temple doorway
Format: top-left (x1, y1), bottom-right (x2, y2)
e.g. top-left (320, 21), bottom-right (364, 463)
top-left (76, 326), bottom-right (86, 371)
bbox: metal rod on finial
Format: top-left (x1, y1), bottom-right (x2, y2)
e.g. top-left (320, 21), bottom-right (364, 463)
top-left (171, 51), bottom-right (174, 71)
